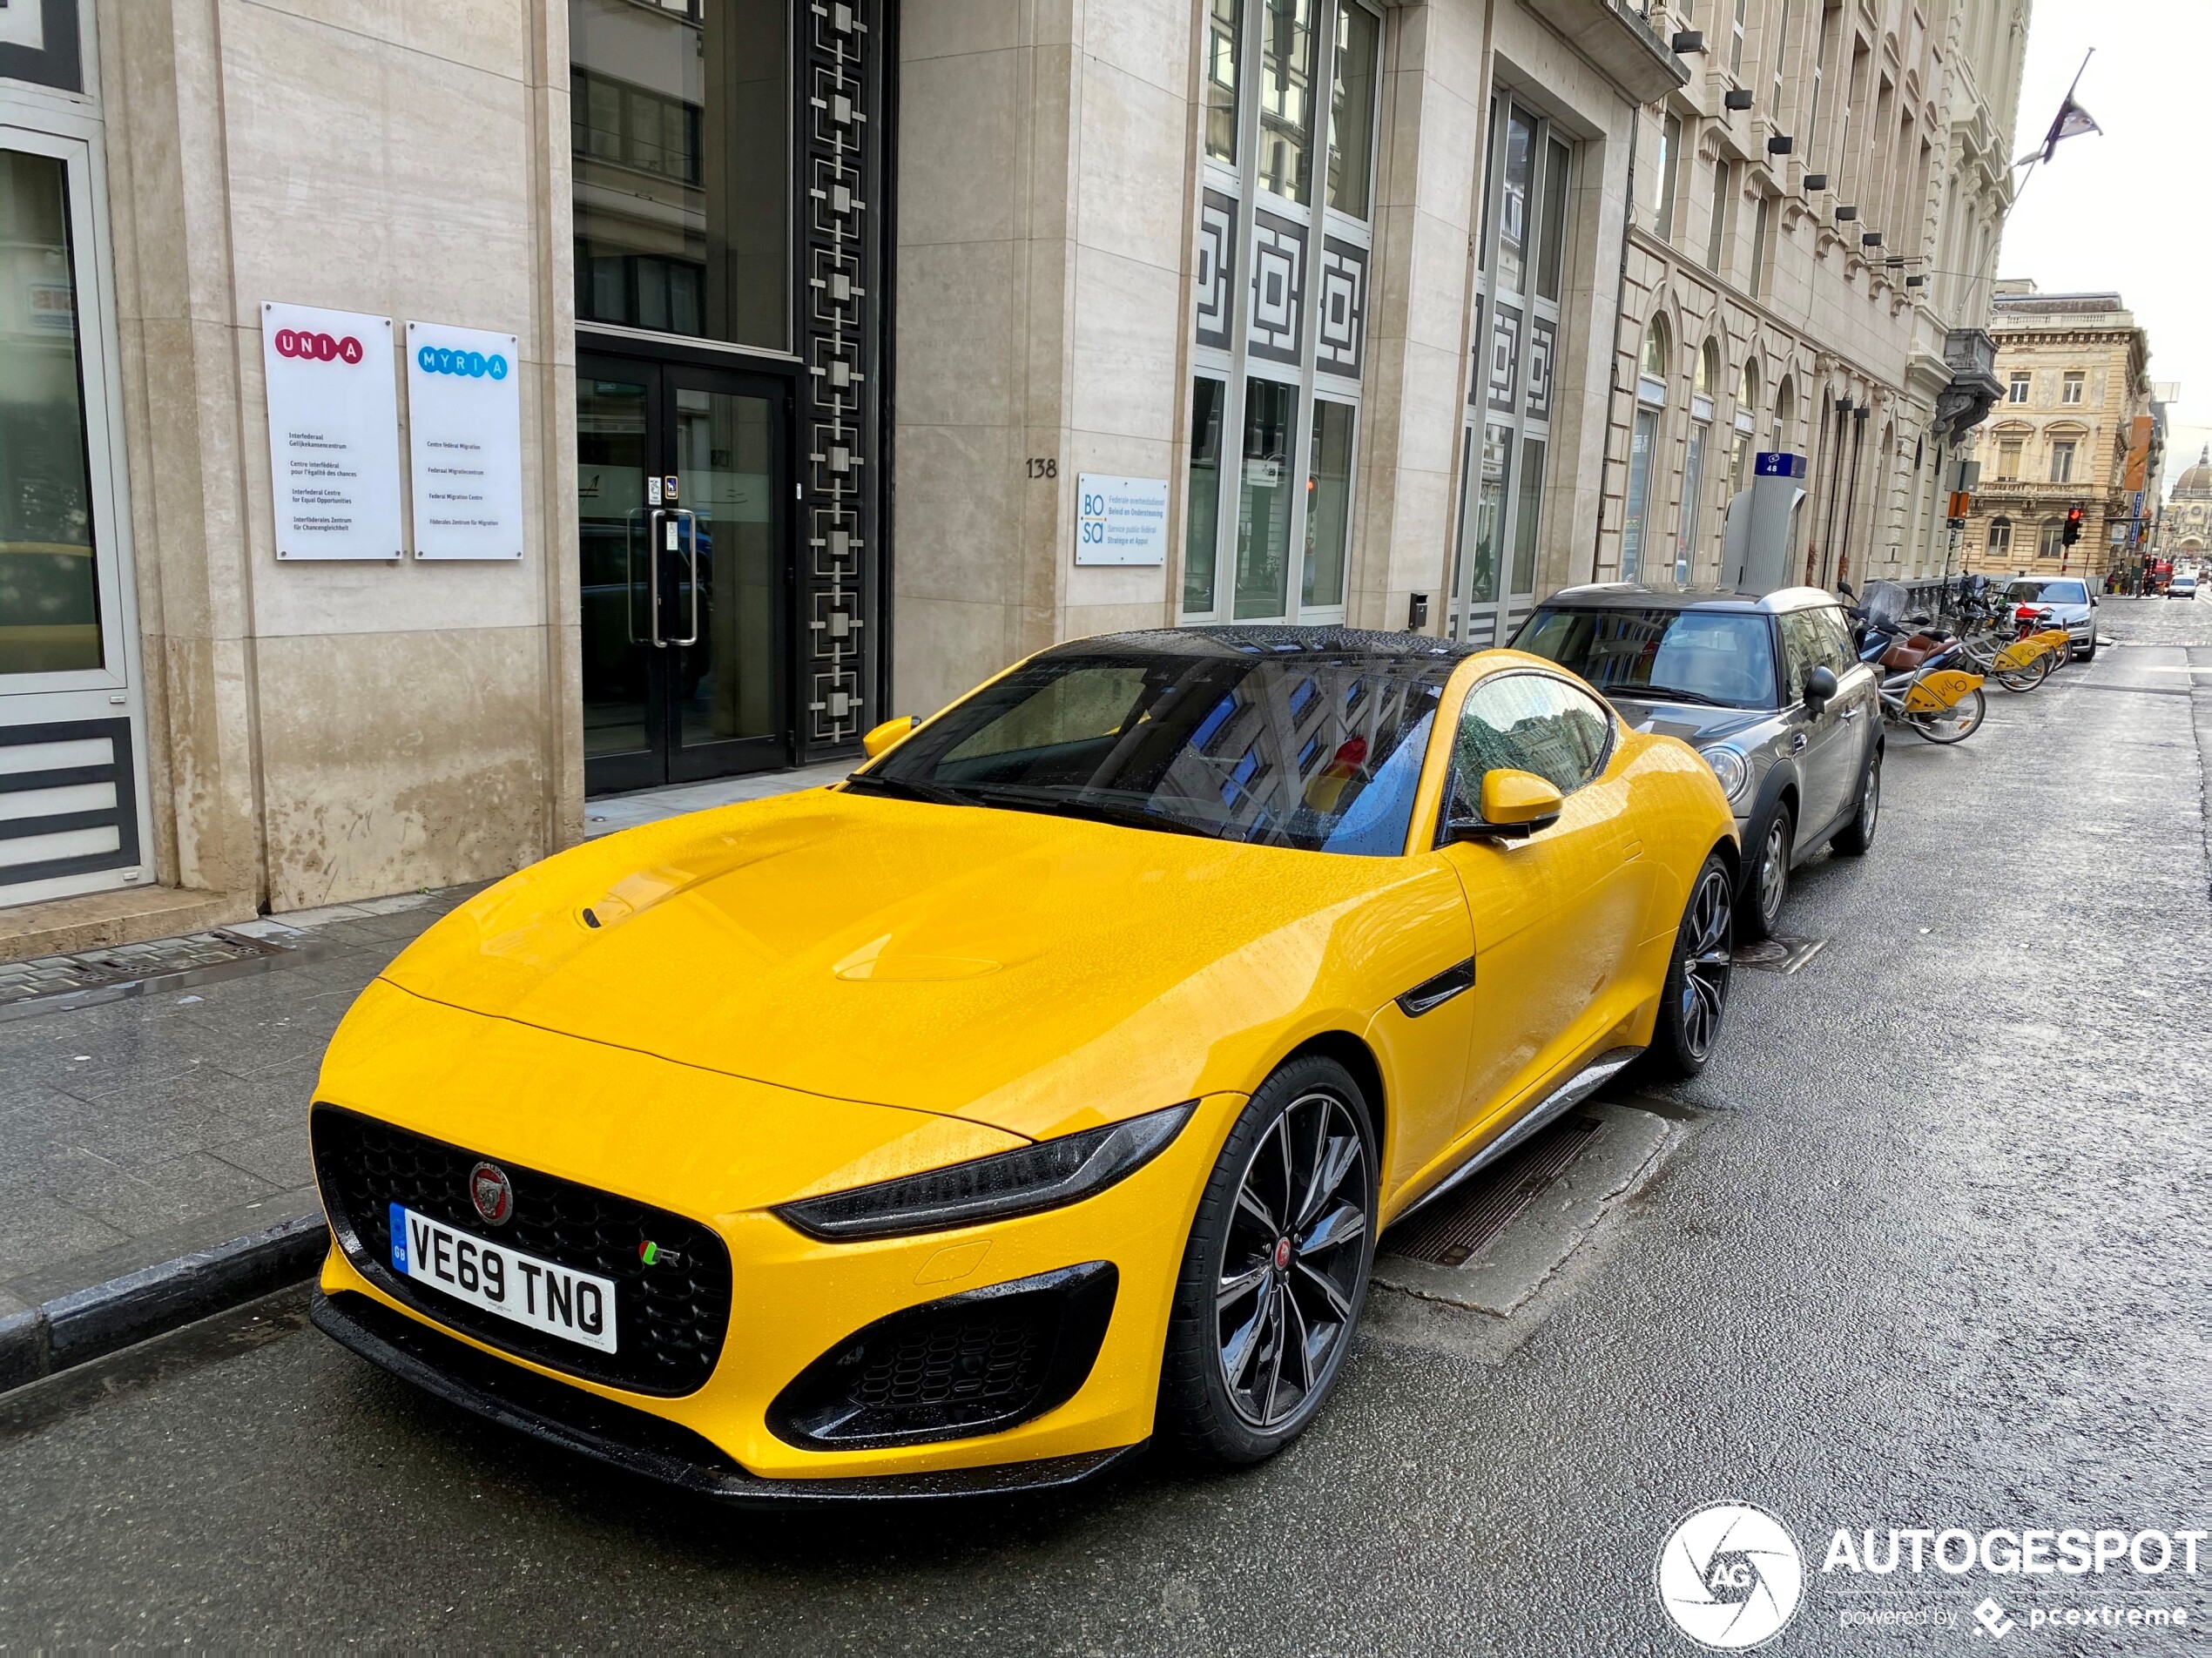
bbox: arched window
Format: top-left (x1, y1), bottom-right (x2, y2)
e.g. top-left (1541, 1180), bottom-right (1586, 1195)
top-left (1987, 516), bottom-right (2013, 558)
top-left (1624, 315), bottom-right (1669, 580)
top-left (1641, 314), bottom-right (1671, 386)
top-left (1696, 340), bottom-right (1720, 401)
top-left (1773, 376), bottom-right (1796, 452)
top-left (1730, 358), bottom-right (1760, 501)
top-left (1738, 359), bottom-right (1758, 413)
top-left (1679, 340), bottom-right (1723, 582)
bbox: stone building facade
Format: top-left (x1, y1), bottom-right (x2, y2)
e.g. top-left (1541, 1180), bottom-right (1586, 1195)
top-left (1959, 284), bottom-right (2155, 581)
top-left (1601, 0), bottom-right (2025, 598)
top-left (0, 0), bottom-right (2027, 953)
top-left (2155, 450), bottom-right (2212, 562)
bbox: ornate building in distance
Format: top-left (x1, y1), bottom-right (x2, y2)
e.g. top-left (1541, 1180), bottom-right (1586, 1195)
top-left (1959, 284), bottom-right (2157, 581)
top-left (2156, 450), bottom-right (2212, 563)
top-left (1587, 0), bottom-right (2027, 604)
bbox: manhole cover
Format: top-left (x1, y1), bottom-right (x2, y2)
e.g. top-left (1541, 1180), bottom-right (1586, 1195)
top-left (0, 928), bottom-right (298, 1009)
top-left (1732, 935), bottom-right (1826, 974)
top-left (1379, 1116), bottom-right (1602, 1267)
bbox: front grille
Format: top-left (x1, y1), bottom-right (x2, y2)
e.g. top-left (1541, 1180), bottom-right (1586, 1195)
top-left (767, 1261), bottom-right (1117, 1451)
top-left (312, 1104), bottom-right (732, 1397)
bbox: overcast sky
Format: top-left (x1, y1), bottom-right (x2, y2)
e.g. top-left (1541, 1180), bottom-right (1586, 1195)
top-left (1997, 0), bottom-right (2212, 497)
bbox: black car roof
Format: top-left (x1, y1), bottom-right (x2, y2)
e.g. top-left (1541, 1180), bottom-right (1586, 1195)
top-left (1048, 625), bottom-right (1477, 664)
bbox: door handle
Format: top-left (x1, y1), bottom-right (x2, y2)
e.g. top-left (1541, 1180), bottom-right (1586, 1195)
top-left (670, 509), bottom-right (700, 647)
top-left (1791, 731), bottom-right (1807, 754)
top-left (1838, 704), bottom-right (1860, 720)
top-left (645, 509), bottom-right (667, 647)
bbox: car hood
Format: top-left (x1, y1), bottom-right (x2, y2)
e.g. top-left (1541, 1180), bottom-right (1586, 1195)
top-left (1603, 695), bottom-right (1771, 749)
top-left (380, 788), bottom-right (1444, 1142)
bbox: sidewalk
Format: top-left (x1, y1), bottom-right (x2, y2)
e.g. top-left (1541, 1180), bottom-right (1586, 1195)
top-left (0, 764), bottom-right (846, 1339)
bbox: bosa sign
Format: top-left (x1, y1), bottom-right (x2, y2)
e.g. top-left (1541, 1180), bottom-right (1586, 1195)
top-left (272, 327), bottom-right (364, 364)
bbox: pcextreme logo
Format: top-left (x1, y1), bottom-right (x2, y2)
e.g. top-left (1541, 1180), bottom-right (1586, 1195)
top-left (1656, 1503), bottom-right (1805, 1650)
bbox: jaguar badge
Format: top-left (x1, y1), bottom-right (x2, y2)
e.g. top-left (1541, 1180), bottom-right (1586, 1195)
top-left (468, 1161), bottom-right (514, 1227)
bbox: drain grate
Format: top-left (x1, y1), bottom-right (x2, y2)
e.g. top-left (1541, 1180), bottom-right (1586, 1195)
top-left (0, 928), bottom-right (298, 1009)
top-left (1732, 934), bottom-right (1826, 974)
top-left (1379, 1116), bottom-right (1602, 1267)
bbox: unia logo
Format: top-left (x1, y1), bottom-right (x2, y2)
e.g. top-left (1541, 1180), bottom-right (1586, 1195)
top-left (1656, 1503), bottom-right (1805, 1650)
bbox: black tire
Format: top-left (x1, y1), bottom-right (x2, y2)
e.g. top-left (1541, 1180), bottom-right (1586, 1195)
top-left (1638, 854), bottom-right (1735, 1084)
top-left (2077, 635), bottom-right (2098, 662)
top-left (1159, 1055), bottom-right (1378, 1466)
top-left (1831, 745), bottom-right (1880, 855)
top-left (1909, 685), bottom-right (1985, 744)
top-left (1737, 803), bottom-right (1792, 942)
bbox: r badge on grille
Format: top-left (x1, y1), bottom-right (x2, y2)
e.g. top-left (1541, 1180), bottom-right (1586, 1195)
top-left (469, 1160), bottom-right (514, 1226)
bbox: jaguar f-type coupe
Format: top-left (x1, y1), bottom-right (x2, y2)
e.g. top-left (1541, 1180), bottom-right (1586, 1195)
top-left (308, 627), bottom-right (1737, 1501)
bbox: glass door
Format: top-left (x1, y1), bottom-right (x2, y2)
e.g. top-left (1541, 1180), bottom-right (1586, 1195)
top-left (577, 351), bottom-right (788, 795)
top-left (0, 119), bottom-right (151, 905)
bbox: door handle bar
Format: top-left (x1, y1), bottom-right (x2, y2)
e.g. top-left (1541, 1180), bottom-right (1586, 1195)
top-left (671, 509), bottom-right (700, 647)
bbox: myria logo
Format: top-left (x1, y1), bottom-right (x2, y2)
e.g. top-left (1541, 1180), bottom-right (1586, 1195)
top-left (416, 345), bottom-right (510, 381)
top-left (273, 328), bottom-right (364, 364)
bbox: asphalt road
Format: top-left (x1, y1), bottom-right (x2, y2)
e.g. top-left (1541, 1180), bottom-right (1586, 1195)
top-left (2, 599), bottom-right (2207, 1654)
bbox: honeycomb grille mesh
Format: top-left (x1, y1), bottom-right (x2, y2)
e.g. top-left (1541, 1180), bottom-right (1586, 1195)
top-left (849, 1312), bottom-right (1045, 1412)
top-left (312, 1105), bottom-right (732, 1396)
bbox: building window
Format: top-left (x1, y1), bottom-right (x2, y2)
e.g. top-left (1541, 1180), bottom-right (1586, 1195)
top-left (1705, 159), bottom-right (1732, 270)
top-left (1987, 516), bottom-right (2012, 559)
top-left (2008, 371), bottom-right (2030, 403)
top-left (1205, 0), bottom-right (1243, 164)
top-left (2061, 371), bottom-right (2084, 406)
top-left (2037, 519), bottom-right (2065, 560)
top-left (1679, 340), bottom-right (1720, 583)
top-left (1447, 92), bottom-right (1572, 644)
top-left (1770, 0), bottom-right (1792, 106)
top-left (1730, 0), bottom-right (1747, 74)
top-left (1748, 193), bottom-right (1772, 300)
top-left (1184, 0), bottom-right (1380, 623)
top-left (1654, 112), bottom-right (1683, 240)
top-left (1997, 437), bottom-right (2021, 480)
top-left (1805, 4), bottom-right (1836, 154)
top-left (2050, 440), bottom-right (2075, 484)
top-left (1621, 315), bottom-right (1669, 583)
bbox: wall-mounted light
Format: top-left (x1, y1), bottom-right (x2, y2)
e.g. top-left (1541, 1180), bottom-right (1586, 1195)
top-left (1905, 274), bottom-right (1926, 287)
top-left (1862, 232), bottom-right (1884, 247)
top-left (1724, 89), bottom-right (1755, 111)
top-left (1835, 205), bottom-right (1859, 221)
top-left (1768, 135), bottom-right (1795, 155)
top-left (1672, 30), bottom-right (1705, 52)
top-left (1804, 172), bottom-right (1829, 191)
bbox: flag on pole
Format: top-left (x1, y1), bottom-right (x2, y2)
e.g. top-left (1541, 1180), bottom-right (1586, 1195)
top-left (2016, 54), bottom-right (2103, 167)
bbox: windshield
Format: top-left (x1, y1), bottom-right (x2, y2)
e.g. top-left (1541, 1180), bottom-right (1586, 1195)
top-left (1513, 608), bottom-right (1778, 709)
top-left (854, 643), bottom-right (1453, 856)
top-left (2005, 579), bottom-right (2088, 604)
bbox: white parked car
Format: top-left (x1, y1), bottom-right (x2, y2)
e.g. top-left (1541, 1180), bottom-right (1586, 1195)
top-left (2002, 577), bottom-right (2097, 660)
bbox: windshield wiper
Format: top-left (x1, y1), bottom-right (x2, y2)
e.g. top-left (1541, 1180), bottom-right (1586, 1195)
top-left (840, 772), bottom-right (975, 807)
top-left (957, 785), bottom-right (1218, 839)
top-left (1613, 684), bottom-right (1730, 707)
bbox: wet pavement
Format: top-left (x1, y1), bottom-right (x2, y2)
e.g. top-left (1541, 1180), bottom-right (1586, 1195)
top-left (0, 599), bottom-right (2206, 1652)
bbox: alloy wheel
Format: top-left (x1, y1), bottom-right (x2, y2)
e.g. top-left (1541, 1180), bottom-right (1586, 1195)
top-left (1859, 763), bottom-right (1881, 838)
top-left (1758, 819), bottom-right (1790, 928)
top-left (1214, 1091), bottom-right (1370, 1431)
top-left (1680, 866), bottom-right (1734, 1061)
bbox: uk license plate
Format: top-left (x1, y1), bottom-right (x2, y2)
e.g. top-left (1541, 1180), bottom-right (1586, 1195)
top-left (388, 1203), bottom-right (617, 1353)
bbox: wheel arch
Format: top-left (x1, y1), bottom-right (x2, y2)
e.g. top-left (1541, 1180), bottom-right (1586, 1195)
top-left (1278, 1030), bottom-right (1386, 1171)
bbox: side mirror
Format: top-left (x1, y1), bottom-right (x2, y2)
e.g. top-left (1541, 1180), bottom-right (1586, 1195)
top-left (1802, 664), bottom-right (1838, 712)
top-left (861, 715), bottom-right (919, 759)
top-left (1445, 769), bottom-right (1565, 842)
top-left (1836, 581), bottom-right (1856, 599)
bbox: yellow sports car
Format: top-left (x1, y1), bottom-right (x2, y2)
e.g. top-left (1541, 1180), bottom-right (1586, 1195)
top-left (309, 628), bottom-right (1737, 1500)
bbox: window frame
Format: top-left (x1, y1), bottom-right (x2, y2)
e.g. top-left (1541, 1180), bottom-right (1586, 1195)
top-left (1181, 0), bottom-right (1384, 628)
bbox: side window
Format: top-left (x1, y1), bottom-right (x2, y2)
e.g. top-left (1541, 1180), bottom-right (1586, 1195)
top-left (1779, 613), bottom-right (1822, 698)
top-left (1451, 674), bottom-right (1614, 806)
top-left (1810, 607), bottom-right (1858, 674)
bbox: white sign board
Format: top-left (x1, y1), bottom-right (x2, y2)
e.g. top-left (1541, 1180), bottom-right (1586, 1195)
top-left (1075, 474), bottom-right (1170, 566)
top-left (260, 302), bottom-right (402, 560)
top-left (406, 320), bottom-right (524, 560)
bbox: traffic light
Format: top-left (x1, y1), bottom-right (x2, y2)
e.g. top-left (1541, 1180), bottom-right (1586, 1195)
top-left (2062, 507), bottom-right (2084, 546)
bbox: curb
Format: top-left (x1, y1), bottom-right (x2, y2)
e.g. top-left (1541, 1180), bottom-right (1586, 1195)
top-left (0, 1213), bottom-right (327, 1393)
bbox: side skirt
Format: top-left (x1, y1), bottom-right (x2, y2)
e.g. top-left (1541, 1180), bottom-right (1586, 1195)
top-left (1388, 1046), bottom-right (1643, 1229)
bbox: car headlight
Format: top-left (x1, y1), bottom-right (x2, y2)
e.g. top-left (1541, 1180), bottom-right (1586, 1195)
top-left (773, 1102), bottom-right (1197, 1241)
top-left (1704, 745), bottom-right (1750, 803)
